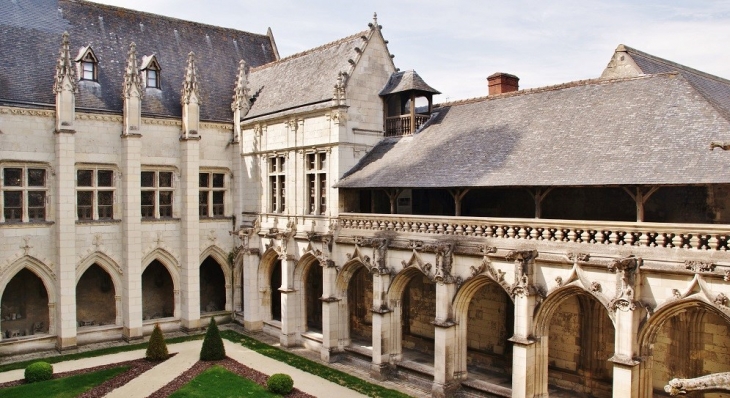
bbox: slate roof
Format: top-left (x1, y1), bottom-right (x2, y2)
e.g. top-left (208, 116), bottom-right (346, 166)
top-left (0, 0), bottom-right (277, 122)
top-left (379, 70), bottom-right (440, 96)
top-left (622, 45), bottom-right (730, 121)
top-left (244, 31), bottom-right (368, 120)
top-left (337, 73), bottom-right (730, 188)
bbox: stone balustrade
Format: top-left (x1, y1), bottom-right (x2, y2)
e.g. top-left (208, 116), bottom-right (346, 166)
top-left (338, 213), bottom-right (730, 251)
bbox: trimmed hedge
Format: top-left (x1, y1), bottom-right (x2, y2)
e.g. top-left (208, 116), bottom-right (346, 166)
top-left (267, 373), bottom-right (294, 395)
top-left (200, 317), bottom-right (226, 361)
top-left (24, 361), bottom-right (53, 383)
top-left (146, 323), bottom-right (169, 361)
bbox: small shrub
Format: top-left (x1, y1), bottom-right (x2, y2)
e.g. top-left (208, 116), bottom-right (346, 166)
top-left (200, 317), bottom-right (225, 361)
top-left (267, 373), bottom-right (294, 395)
top-left (146, 323), bottom-right (169, 361)
top-left (24, 361), bottom-right (53, 383)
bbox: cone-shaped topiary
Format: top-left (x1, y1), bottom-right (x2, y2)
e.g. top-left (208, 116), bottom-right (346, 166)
top-left (200, 317), bottom-right (225, 361)
top-left (146, 323), bottom-right (169, 361)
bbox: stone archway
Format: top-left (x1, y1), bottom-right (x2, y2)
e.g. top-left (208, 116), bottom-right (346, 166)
top-left (76, 264), bottom-right (116, 327)
top-left (348, 265), bottom-right (373, 341)
top-left (141, 260), bottom-right (175, 320)
top-left (270, 259), bottom-right (282, 322)
top-left (387, 266), bottom-right (436, 365)
top-left (1, 268), bottom-right (50, 339)
top-left (537, 288), bottom-right (615, 397)
top-left (304, 263), bottom-right (323, 331)
top-left (637, 299), bottom-right (730, 398)
top-left (452, 275), bottom-right (514, 383)
top-left (200, 256), bottom-right (226, 314)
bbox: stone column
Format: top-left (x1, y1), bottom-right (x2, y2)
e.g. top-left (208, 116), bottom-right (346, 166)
top-left (320, 263), bottom-right (340, 362)
top-left (279, 255), bottom-right (298, 347)
top-left (121, 42), bottom-right (144, 341)
top-left (53, 32), bottom-right (78, 351)
top-left (179, 52), bottom-right (201, 332)
top-left (432, 281), bottom-right (458, 398)
top-left (242, 250), bottom-right (262, 330)
top-left (370, 271), bottom-right (392, 380)
top-left (608, 256), bottom-right (642, 398)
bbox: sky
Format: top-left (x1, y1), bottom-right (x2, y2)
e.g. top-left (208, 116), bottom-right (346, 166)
top-left (92, 0), bottom-right (730, 103)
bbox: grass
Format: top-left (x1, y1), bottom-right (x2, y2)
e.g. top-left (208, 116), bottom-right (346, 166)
top-left (0, 334), bottom-right (203, 373)
top-left (220, 330), bottom-right (410, 398)
top-left (169, 365), bottom-right (280, 398)
top-left (1, 365), bottom-right (128, 398)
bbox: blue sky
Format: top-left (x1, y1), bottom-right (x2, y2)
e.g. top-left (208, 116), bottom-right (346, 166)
top-left (93, 0), bottom-right (730, 102)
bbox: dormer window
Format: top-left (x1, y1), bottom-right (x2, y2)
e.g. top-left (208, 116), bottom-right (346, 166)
top-left (75, 45), bottom-right (98, 81)
top-left (141, 55), bottom-right (161, 89)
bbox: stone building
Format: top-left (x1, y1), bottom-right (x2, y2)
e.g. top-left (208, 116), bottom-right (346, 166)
top-left (2, 1), bottom-right (730, 397)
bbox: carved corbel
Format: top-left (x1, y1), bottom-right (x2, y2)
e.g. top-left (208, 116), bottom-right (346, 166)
top-left (608, 256), bottom-right (642, 311)
top-left (307, 231), bottom-right (335, 268)
top-left (362, 237), bottom-right (390, 275)
top-left (230, 218), bottom-right (260, 255)
top-left (424, 242), bottom-right (456, 284)
top-left (506, 249), bottom-right (538, 298)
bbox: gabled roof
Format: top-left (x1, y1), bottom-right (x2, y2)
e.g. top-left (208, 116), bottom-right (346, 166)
top-left (338, 73), bottom-right (730, 189)
top-left (244, 31), bottom-right (369, 120)
top-left (0, 0), bottom-right (277, 122)
top-left (603, 44), bottom-right (730, 120)
top-left (379, 70), bottom-right (440, 96)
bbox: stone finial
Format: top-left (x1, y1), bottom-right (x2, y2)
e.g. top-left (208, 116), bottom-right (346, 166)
top-left (231, 59), bottom-right (250, 115)
top-left (369, 12), bottom-right (380, 30)
top-left (53, 31), bottom-right (78, 94)
top-left (181, 51), bottom-right (200, 105)
top-left (332, 72), bottom-right (346, 106)
top-left (123, 42), bottom-right (144, 99)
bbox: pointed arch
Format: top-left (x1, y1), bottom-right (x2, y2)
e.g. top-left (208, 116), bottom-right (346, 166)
top-left (335, 258), bottom-right (369, 297)
top-left (142, 248), bottom-right (180, 289)
top-left (0, 255), bottom-right (57, 303)
top-left (200, 245), bottom-right (231, 312)
top-left (387, 265), bottom-right (429, 302)
top-left (294, 253), bottom-right (323, 332)
top-left (533, 282), bottom-right (614, 337)
top-left (76, 251), bottom-right (122, 292)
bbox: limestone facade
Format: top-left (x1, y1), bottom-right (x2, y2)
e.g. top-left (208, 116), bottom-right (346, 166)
top-left (2, 3), bottom-right (730, 398)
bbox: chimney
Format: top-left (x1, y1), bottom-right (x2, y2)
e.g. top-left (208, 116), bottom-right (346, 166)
top-left (488, 72), bottom-right (519, 95)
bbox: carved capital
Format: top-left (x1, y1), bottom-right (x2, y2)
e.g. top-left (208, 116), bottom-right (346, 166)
top-left (608, 256), bottom-right (641, 312)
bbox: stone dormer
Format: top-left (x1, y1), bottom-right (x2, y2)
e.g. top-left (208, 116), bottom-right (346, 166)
top-left (601, 44), bottom-right (643, 79)
top-left (140, 54), bottom-right (161, 90)
top-left (75, 44), bottom-right (99, 82)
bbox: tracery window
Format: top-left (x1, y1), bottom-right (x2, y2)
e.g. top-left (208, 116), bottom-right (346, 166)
top-left (1, 166), bottom-right (48, 223)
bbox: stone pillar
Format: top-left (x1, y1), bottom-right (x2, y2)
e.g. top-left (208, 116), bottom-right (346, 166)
top-left (242, 250), bottom-right (262, 330)
top-left (179, 51), bottom-right (201, 332)
top-left (432, 281), bottom-right (458, 398)
top-left (279, 256), bottom-right (298, 346)
top-left (320, 264), bottom-right (340, 362)
top-left (609, 256), bottom-right (642, 398)
top-left (53, 32), bottom-right (78, 351)
top-left (370, 271), bottom-right (392, 380)
top-left (510, 292), bottom-right (541, 398)
top-left (121, 43), bottom-right (144, 341)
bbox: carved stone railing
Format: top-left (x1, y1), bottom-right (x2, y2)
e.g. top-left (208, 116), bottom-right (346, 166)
top-left (384, 114), bottom-right (430, 137)
top-left (338, 213), bottom-right (730, 251)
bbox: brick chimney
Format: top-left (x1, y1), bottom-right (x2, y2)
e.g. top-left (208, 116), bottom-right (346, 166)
top-left (488, 72), bottom-right (519, 95)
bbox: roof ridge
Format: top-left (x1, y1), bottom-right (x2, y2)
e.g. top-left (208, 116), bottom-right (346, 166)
top-left (69, 0), bottom-right (269, 39)
top-left (623, 44), bottom-right (730, 86)
top-left (434, 73), bottom-right (679, 108)
top-left (251, 30), bottom-right (368, 72)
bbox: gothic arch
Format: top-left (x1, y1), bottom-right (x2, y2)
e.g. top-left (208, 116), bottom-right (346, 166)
top-left (0, 255), bottom-right (57, 303)
top-left (76, 251), bottom-right (122, 293)
top-left (335, 258), bottom-right (368, 297)
top-left (258, 248), bottom-right (283, 322)
top-left (387, 265), bottom-right (430, 302)
top-left (199, 245), bottom-right (232, 287)
top-left (293, 253), bottom-right (322, 332)
top-left (452, 274), bottom-right (516, 382)
top-left (533, 282), bottom-right (614, 337)
top-left (142, 248), bottom-right (179, 284)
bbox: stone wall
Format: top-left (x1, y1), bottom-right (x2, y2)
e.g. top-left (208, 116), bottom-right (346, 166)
top-left (466, 284), bottom-right (513, 372)
top-left (348, 266), bottom-right (373, 340)
top-left (403, 274), bottom-right (436, 353)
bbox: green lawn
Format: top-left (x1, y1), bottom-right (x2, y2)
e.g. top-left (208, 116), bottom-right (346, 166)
top-left (1, 365), bottom-right (128, 398)
top-left (169, 365), bottom-right (280, 398)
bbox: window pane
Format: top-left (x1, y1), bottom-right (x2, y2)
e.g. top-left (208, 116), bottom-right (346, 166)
top-left (147, 70), bottom-right (157, 87)
top-left (212, 173), bottom-right (224, 188)
top-left (98, 191), bottom-right (113, 219)
top-left (270, 176), bottom-right (277, 211)
top-left (141, 171), bottom-right (154, 187)
top-left (320, 175), bottom-right (327, 213)
top-left (269, 158), bottom-right (276, 173)
top-left (77, 191), bottom-right (93, 220)
top-left (307, 153), bottom-right (315, 171)
top-left (280, 177), bottom-right (285, 212)
top-left (77, 170), bottom-right (93, 187)
top-left (212, 192), bottom-right (224, 216)
top-left (319, 153), bottom-right (326, 170)
top-left (28, 191), bottom-right (45, 221)
top-left (28, 169), bottom-right (46, 186)
top-left (199, 173), bottom-right (209, 188)
top-left (199, 191), bottom-right (208, 217)
top-left (279, 157), bottom-right (285, 172)
top-left (4, 191), bottom-right (22, 221)
top-left (3, 168), bottom-right (22, 186)
top-left (141, 191), bottom-right (155, 218)
top-left (82, 62), bottom-right (94, 80)
top-left (159, 191), bottom-right (172, 217)
top-left (308, 174), bottom-right (315, 214)
top-left (159, 172), bottom-right (173, 188)
top-left (97, 170), bottom-right (113, 187)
